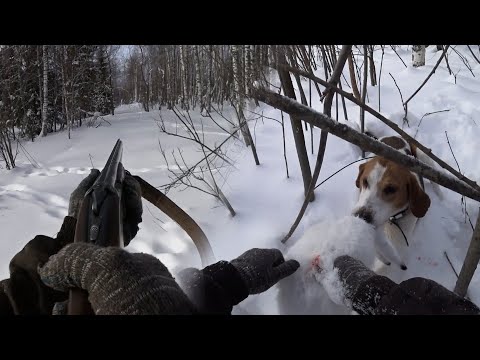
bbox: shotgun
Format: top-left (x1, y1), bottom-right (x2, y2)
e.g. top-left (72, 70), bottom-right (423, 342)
top-left (68, 139), bottom-right (125, 315)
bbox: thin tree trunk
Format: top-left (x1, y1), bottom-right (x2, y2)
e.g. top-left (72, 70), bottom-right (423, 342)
top-left (277, 49), bottom-right (314, 202)
top-left (360, 45), bottom-right (368, 157)
top-left (194, 45), bottom-right (203, 111)
top-left (179, 45), bottom-right (187, 109)
top-left (207, 45), bottom-right (212, 112)
top-left (347, 51), bottom-right (361, 99)
top-left (232, 45), bottom-right (252, 147)
top-left (40, 45), bottom-right (48, 137)
top-left (61, 46), bottom-right (71, 139)
top-left (368, 45), bottom-right (377, 86)
top-left (245, 45), bottom-right (253, 98)
top-left (455, 209), bottom-right (480, 297)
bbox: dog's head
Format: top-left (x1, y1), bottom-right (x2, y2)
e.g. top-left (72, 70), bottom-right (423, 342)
top-left (352, 157), bottom-right (430, 227)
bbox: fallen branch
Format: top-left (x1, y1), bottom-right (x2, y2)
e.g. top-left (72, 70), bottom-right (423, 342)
top-left (272, 63), bottom-right (480, 193)
top-left (252, 86), bottom-right (480, 203)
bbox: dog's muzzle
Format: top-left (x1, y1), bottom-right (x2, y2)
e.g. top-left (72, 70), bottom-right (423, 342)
top-left (353, 207), bottom-right (374, 224)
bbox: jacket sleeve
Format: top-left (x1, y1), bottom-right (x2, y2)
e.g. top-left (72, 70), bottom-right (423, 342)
top-left (375, 277), bottom-right (480, 315)
top-left (177, 261), bottom-right (249, 315)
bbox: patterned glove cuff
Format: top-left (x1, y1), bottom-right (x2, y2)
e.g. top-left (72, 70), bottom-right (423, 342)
top-left (204, 261), bottom-right (249, 305)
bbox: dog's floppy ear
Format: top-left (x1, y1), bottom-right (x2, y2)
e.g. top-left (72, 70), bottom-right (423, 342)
top-left (408, 174), bottom-right (431, 218)
top-left (356, 163), bottom-right (366, 188)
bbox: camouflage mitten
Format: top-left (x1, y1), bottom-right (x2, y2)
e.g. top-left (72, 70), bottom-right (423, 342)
top-left (38, 243), bottom-right (196, 315)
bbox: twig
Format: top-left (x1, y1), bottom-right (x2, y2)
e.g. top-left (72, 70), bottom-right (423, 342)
top-left (145, 203), bottom-right (167, 232)
top-left (445, 131), bottom-right (461, 173)
top-left (389, 72), bottom-right (408, 125)
top-left (444, 251), bottom-right (459, 279)
top-left (315, 156), bottom-right (375, 190)
top-left (443, 46), bottom-right (453, 76)
top-left (390, 45), bottom-right (408, 68)
top-left (414, 109), bottom-right (451, 138)
top-left (89, 154), bottom-right (95, 169)
top-left (451, 46), bottom-right (475, 77)
top-left (467, 45), bottom-right (480, 65)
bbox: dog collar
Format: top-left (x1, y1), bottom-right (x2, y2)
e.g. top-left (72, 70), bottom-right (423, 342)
top-left (389, 207), bottom-right (409, 222)
top-left (389, 207), bottom-right (410, 247)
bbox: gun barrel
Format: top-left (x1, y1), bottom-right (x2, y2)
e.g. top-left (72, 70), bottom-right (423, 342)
top-left (94, 139), bottom-right (123, 190)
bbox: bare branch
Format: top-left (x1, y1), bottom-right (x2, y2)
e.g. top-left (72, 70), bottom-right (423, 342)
top-left (252, 86), bottom-right (480, 203)
top-left (272, 63), bottom-right (480, 193)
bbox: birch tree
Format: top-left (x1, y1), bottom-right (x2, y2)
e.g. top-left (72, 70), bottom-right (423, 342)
top-left (412, 45), bottom-right (426, 67)
top-left (40, 45), bottom-right (48, 137)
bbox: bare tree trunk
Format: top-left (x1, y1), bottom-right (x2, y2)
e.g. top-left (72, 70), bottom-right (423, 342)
top-left (412, 45), bottom-right (426, 67)
top-left (61, 46), bottom-right (71, 139)
top-left (40, 45), bottom-right (48, 137)
top-left (245, 45), bottom-right (253, 98)
top-left (207, 45), bottom-right (212, 112)
top-left (194, 45), bottom-right (203, 111)
top-left (360, 45), bottom-right (368, 157)
top-left (231, 45), bottom-right (252, 147)
top-left (179, 45), bottom-right (187, 109)
top-left (277, 48), bottom-right (313, 201)
top-left (368, 45), bottom-right (377, 86)
top-left (454, 209), bottom-right (480, 297)
top-left (347, 51), bottom-right (361, 99)
top-left (134, 63), bottom-right (138, 103)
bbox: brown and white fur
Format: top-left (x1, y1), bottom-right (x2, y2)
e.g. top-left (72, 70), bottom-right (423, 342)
top-left (352, 136), bottom-right (442, 270)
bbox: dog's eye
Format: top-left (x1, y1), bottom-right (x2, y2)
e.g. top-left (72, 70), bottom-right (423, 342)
top-left (384, 186), bottom-right (397, 195)
top-left (362, 178), bottom-right (369, 188)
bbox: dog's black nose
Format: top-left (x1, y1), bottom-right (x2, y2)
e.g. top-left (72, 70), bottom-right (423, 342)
top-left (353, 208), bottom-right (374, 224)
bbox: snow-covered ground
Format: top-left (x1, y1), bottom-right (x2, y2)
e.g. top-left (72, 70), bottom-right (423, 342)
top-left (1, 46), bottom-right (479, 314)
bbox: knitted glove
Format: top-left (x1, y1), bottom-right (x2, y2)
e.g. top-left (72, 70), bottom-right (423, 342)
top-left (68, 169), bottom-right (143, 246)
top-left (38, 243), bottom-right (196, 315)
top-left (230, 248), bottom-right (300, 294)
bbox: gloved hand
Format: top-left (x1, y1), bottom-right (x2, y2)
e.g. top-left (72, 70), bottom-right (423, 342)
top-left (230, 248), bottom-right (300, 294)
top-left (334, 255), bottom-right (480, 315)
top-left (38, 243), bottom-right (196, 315)
top-left (68, 169), bottom-right (143, 246)
top-left (5, 216), bottom-right (77, 314)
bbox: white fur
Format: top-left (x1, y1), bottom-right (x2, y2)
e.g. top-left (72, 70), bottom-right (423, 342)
top-left (277, 216), bottom-right (377, 315)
